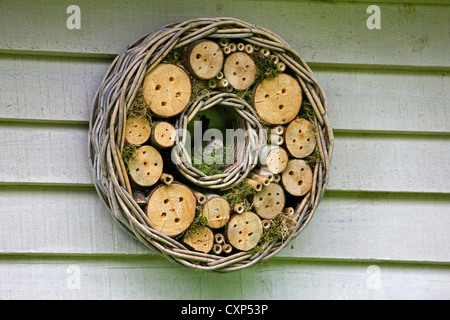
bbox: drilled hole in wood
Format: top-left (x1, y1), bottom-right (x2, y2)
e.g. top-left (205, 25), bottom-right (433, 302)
top-left (169, 77), bottom-right (174, 82)
top-left (161, 101), bottom-right (167, 106)
top-left (164, 199), bottom-right (169, 204)
top-left (155, 85), bottom-right (161, 90)
top-left (175, 218), bottom-right (180, 223)
top-left (196, 54), bottom-right (201, 59)
top-left (179, 197), bottom-right (184, 202)
top-left (161, 212), bottom-right (167, 218)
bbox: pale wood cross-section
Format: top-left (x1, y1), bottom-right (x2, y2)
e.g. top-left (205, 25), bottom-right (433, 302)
top-left (226, 211), bottom-right (263, 252)
top-left (259, 146), bottom-right (289, 174)
top-left (184, 40), bottom-right (224, 79)
top-left (253, 183), bottom-right (286, 220)
top-left (254, 73), bottom-right (303, 125)
top-left (150, 121), bottom-right (176, 149)
top-left (125, 117), bottom-right (152, 146)
top-left (142, 63), bottom-right (192, 118)
top-left (128, 145), bottom-right (163, 187)
top-left (146, 183), bottom-right (197, 237)
top-left (183, 226), bottom-right (214, 253)
top-left (202, 195), bottom-right (231, 229)
top-left (285, 118), bottom-right (317, 158)
top-left (281, 159), bottom-right (313, 197)
top-left (223, 52), bottom-right (257, 91)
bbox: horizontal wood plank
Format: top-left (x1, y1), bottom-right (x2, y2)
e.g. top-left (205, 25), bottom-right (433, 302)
top-left (0, 256), bottom-right (449, 299)
top-left (1, 54), bottom-right (449, 134)
top-left (0, 0), bottom-right (449, 68)
top-left (1, 124), bottom-right (449, 193)
top-left (0, 186), bottom-right (449, 264)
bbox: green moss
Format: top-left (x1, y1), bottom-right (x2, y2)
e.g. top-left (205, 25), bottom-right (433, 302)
top-left (122, 145), bottom-right (138, 173)
top-left (299, 101), bottom-right (315, 122)
top-left (252, 52), bottom-right (281, 83)
top-left (251, 214), bottom-right (296, 255)
top-left (163, 46), bottom-right (186, 67)
top-left (178, 208), bottom-right (208, 240)
top-left (223, 180), bottom-right (257, 210)
top-left (127, 89), bottom-right (154, 126)
top-left (305, 147), bottom-right (322, 169)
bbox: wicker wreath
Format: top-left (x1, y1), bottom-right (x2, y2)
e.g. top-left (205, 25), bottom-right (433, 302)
top-left (173, 91), bottom-right (266, 190)
top-left (88, 17), bottom-right (334, 272)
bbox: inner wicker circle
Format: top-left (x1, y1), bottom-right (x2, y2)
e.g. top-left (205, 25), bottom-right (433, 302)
top-left (172, 91), bottom-right (266, 190)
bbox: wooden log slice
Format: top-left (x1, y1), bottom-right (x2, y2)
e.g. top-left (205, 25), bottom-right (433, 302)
top-left (183, 226), bottom-right (214, 254)
top-left (146, 183), bottom-right (197, 237)
top-left (129, 145), bottom-right (163, 187)
top-left (226, 211), bottom-right (263, 252)
top-left (125, 116), bottom-right (151, 146)
top-left (142, 63), bottom-right (191, 118)
top-left (184, 40), bottom-right (224, 80)
top-left (151, 121), bottom-right (176, 149)
top-left (202, 195), bottom-right (231, 229)
top-left (254, 73), bottom-right (303, 125)
top-left (259, 146), bottom-right (289, 174)
top-left (252, 183), bottom-right (286, 220)
top-left (285, 118), bottom-right (317, 158)
top-left (223, 52), bottom-right (257, 91)
top-left (281, 159), bottom-right (313, 197)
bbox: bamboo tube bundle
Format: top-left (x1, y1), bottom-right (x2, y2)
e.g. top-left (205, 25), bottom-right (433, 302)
top-left (88, 18), bottom-right (333, 273)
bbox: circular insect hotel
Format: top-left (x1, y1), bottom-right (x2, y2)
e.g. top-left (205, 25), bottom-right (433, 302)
top-left (88, 18), bottom-right (334, 272)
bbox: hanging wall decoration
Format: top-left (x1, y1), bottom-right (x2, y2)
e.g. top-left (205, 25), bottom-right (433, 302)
top-left (88, 18), bottom-right (334, 272)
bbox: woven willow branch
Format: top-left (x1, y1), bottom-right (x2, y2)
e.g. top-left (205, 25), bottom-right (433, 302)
top-left (88, 17), bottom-right (334, 272)
top-left (173, 91), bottom-right (266, 190)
